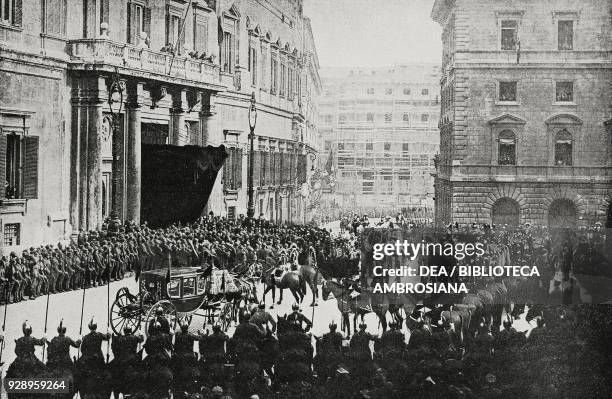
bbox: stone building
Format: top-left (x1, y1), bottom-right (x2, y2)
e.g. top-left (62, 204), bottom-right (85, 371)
top-left (0, 0), bottom-right (320, 252)
top-left (431, 0), bottom-right (612, 227)
top-left (318, 65), bottom-right (440, 211)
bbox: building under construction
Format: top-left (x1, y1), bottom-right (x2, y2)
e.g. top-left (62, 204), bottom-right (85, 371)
top-left (317, 65), bottom-right (440, 211)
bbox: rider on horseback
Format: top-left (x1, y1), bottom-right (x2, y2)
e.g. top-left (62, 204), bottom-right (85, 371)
top-left (148, 306), bottom-right (171, 336)
top-left (286, 304), bottom-right (312, 332)
top-left (350, 323), bottom-right (377, 359)
top-left (13, 320), bottom-right (46, 372)
top-left (174, 321), bottom-right (199, 359)
top-left (111, 325), bottom-right (144, 363)
top-left (47, 319), bottom-right (81, 370)
top-left (199, 324), bottom-right (229, 364)
top-left (80, 317), bottom-right (111, 366)
top-left (250, 303), bottom-right (277, 334)
top-left (320, 321), bottom-right (343, 352)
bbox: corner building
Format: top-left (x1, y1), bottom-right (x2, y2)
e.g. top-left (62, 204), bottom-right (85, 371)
top-left (0, 0), bottom-right (320, 252)
top-left (431, 0), bottom-right (612, 227)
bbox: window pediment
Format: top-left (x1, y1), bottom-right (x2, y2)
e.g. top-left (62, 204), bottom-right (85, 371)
top-left (223, 3), bottom-right (241, 20)
top-left (487, 113), bottom-right (526, 126)
top-left (545, 113), bottom-right (583, 126)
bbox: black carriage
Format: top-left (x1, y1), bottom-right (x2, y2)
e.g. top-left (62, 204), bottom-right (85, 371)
top-left (110, 266), bottom-right (235, 335)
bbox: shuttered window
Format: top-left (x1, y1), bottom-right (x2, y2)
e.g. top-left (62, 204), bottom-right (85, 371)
top-left (1, 133), bottom-right (39, 200)
top-left (252, 151), bottom-right (260, 188)
top-left (194, 16), bottom-right (208, 53)
top-left (224, 147), bottom-right (242, 190)
top-left (43, 0), bottom-right (67, 36)
top-left (127, 2), bottom-right (150, 44)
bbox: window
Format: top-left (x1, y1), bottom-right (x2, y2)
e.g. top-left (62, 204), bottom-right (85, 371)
top-left (166, 13), bottom-right (185, 53)
top-left (42, 0), bottom-right (67, 36)
top-left (280, 62), bottom-right (287, 96)
top-left (558, 20), bottom-right (573, 50)
top-left (224, 147), bottom-right (242, 190)
top-left (384, 114), bottom-right (392, 123)
top-left (421, 114), bottom-right (429, 122)
top-left (498, 130), bottom-right (516, 165)
top-left (422, 89), bottom-right (429, 96)
top-left (385, 88), bottom-right (393, 95)
top-left (167, 279), bottom-right (180, 298)
top-left (367, 88), bottom-right (375, 95)
top-left (499, 81), bottom-right (517, 102)
top-left (194, 15), bottom-right (208, 54)
top-left (402, 113), bottom-right (410, 122)
top-left (555, 82), bottom-right (574, 102)
top-left (127, 2), bottom-right (150, 44)
top-left (337, 143), bottom-right (344, 150)
top-left (501, 20), bottom-right (518, 50)
top-left (4, 223), bottom-right (20, 246)
top-left (402, 143), bottom-right (409, 153)
top-left (221, 31), bottom-right (233, 72)
top-left (3, 133), bottom-right (39, 199)
top-left (554, 129), bottom-right (572, 166)
top-left (366, 142), bottom-right (373, 151)
top-left (0, 0), bottom-right (21, 27)
top-left (248, 45), bottom-right (257, 85)
top-left (366, 113), bottom-right (374, 122)
top-left (270, 57), bottom-right (278, 93)
top-left (182, 277), bottom-right (196, 297)
top-left (403, 88), bottom-right (411, 95)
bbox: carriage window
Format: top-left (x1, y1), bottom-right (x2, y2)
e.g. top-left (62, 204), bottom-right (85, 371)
top-left (197, 276), bottom-right (207, 294)
top-left (167, 279), bottom-right (181, 298)
top-left (183, 277), bottom-right (196, 297)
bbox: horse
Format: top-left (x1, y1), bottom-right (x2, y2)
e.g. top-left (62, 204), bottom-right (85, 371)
top-left (261, 254), bottom-right (307, 307)
top-left (297, 246), bottom-right (324, 306)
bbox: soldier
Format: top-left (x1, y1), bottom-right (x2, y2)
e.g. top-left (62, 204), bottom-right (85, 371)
top-left (12, 320), bottom-right (46, 374)
top-left (380, 322), bottom-right (405, 355)
top-left (143, 320), bottom-right (173, 363)
top-left (320, 321), bottom-right (344, 352)
top-left (350, 323), bottom-right (377, 360)
top-left (0, 256), bottom-right (7, 303)
top-left (198, 324), bottom-right (229, 364)
top-left (111, 325), bottom-right (144, 364)
top-left (148, 306), bottom-right (171, 336)
top-left (80, 317), bottom-right (111, 366)
top-left (286, 304), bottom-right (312, 332)
top-left (250, 303), bottom-right (277, 334)
top-left (47, 320), bottom-right (81, 370)
top-left (232, 312), bottom-right (265, 346)
top-left (174, 322), bottom-right (198, 360)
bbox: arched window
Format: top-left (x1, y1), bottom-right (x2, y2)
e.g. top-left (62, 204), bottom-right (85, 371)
top-left (548, 199), bottom-right (576, 227)
top-left (498, 130), bottom-right (516, 165)
top-left (491, 197), bottom-right (520, 226)
top-left (554, 129), bottom-right (572, 166)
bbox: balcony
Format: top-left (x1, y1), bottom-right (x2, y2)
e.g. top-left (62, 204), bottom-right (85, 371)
top-left (68, 39), bottom-right (225, 91)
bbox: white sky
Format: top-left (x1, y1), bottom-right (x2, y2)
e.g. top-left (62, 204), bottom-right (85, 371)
top-left (303, 0), bottom-right (442, 68)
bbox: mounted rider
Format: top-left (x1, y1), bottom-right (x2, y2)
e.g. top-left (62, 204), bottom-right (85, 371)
top-left (80, 317), bottom-right (111, 366)
top-left (320, 321), bottom-right (343, 352)
top-left (47, 319), bottom-right (81, 370)
top-left (350, 323), bottom-right (377, 360)
top-left (111, 325), bottom-right (144, 364)
top-left (148, 306), bottom-right (171, 336)
top-left (286, 304), bottom-right (312, 332)
top-left (174, 321), bottom-right (199, 359)
top-left (379, 322), bottom-right (405, 357)
top-left (250, 303), bottom-right (277, 334)
top-left (7, 321), bottom-right (47, 377)
top-left (143, 320), bottom-right (173, 363)
top-left (198, 324), bottom-right (229, 364)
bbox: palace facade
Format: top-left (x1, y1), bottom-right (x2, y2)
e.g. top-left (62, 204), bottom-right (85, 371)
top-left (0, 0), bottom-right (320, 252)
top-left (431, 0), bottom-right (612, 227)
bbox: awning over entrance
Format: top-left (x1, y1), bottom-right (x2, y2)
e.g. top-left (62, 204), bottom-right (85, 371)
top-left (141, 144), bottom-right (228, 227)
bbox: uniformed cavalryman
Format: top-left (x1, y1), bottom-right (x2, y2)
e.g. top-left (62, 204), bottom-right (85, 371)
top-left (174, 322), bottom-right (198, 359)
top-left (199, 325), bottom-right (229, 364)
top-left (250, 303), bottom-right (277, 333)
top-left (350, 323), bottom-right (377, 359)
top-left (232, 312), bottom-right (264, 347)
top-left (47, 319), bottom-right (81, 370)
top-left (80, 317), bottom-right (111, 366)
top-left (286, 304), bottom-right (312, 332)
top-left (321, 321), bottom-right (343, 352)
top-left (111, 325), bottom-right (144, 363)
top-left (148, 306), bottom-right (171, 336)
top-left (13, 320), bottom-right (46, 373)
top-left (143, 321), bottom-right (173, 363)
top-left (380, 322), bottom-right (405, 355)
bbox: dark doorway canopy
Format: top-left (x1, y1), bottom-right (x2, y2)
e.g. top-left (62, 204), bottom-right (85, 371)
top-left (141, 144), bottom-right (227, 228)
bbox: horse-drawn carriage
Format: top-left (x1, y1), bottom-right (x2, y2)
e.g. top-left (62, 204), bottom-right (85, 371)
top-left (110, 265), bottom-right (250, 335)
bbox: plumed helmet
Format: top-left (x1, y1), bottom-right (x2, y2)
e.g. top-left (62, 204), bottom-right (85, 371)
top-left (212, 324), bottom-right (222, 332)
top-left (124, 325), bottom-right (133, 335)
top-left (88, 316), bottom-right (97, 330)
top-left (180, 321), bottom-right (189, 332)
top-left (258, 303), bottom-right (266, 309)
top-left (358, 323), bottom-right (367, 330)
top-left (292, 303), bottom-right (299, 311)
top-left (57, 319), bottom-right (66, 334)
top-left (155, 306), bottom-right (164, 316)
top-left (329, 321), bottom-right (337, 330)
top-left (22, 320), bottom-right (32, 335)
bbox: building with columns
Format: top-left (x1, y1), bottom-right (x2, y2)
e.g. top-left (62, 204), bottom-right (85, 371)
top-left (431, 0), bottom-right (612, 227)
top-left (0, 0), bottom-right (320, 252)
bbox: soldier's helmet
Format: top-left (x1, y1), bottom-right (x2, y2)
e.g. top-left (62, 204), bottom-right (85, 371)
top-left (359, 323), bottom-right (367, 331)
top-left (57, 319), bottom-right (66, 335)
top-left (22, 320), bottom-right (32, 336)
top-left (258, 303), bottom-right (266, 310)
top-left (155, 306), bottom-right (164, 316)
top-left (88, 316), bottom-right (97, 331)
top-left (212, 324), bottom-right (222, 333)
top-left (124, 325), bottom-right (133, 335)
top-left (329, 321), bottom-right (337, 331)
top-left (292, 303), bottom-right (300, 311)
top-left (180, 322), bottom-right (189, 333)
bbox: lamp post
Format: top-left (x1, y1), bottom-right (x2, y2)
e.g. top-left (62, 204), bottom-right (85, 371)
top-left (247, 92), bottom-right (257, 219)
top-left (107, 73), bottom-right (124, 234)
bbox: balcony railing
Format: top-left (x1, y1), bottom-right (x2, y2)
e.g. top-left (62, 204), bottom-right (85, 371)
top-left (69, 39), bottom-right (220, 84)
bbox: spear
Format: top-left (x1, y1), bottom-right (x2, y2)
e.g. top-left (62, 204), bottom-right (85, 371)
top-left (106, 259), bottom-right (111, 363)
top-left (42, 284), bottom-right (51, 362)
top-left (0, 288), bottom-right (9, 364)
top-left (77, 282), bottom-right (86, 359)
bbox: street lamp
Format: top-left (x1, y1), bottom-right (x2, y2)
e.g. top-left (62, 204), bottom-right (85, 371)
top-left (308, 152), bottom-right (317, 171)
top-left (107, 73), bottom-right (124, 234)
top-left (247, 92), bottom-right (257, 219)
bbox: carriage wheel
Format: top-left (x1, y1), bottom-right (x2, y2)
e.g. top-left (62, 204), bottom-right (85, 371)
top-left (145, 300), bottom-right (178, 336)
top-left (219, 302), bottom-right (234, 331)
top-left (110, 290), bottom-right (142, 335)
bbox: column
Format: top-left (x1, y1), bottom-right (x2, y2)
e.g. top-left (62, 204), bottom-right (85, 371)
top-left (126, 81), bottom-right (144, 223)
top-left (199, 92), bottom-right (217, 146)
top-left (86, 97), bottom-right (103, 231)
top-left (170, 88), bottom-right (187, 146)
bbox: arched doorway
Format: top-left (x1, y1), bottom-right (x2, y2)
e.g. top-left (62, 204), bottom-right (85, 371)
top-left (491, 197), bottom-right (520, 226)
top-left (548, 199), bottom-right (577, 227)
